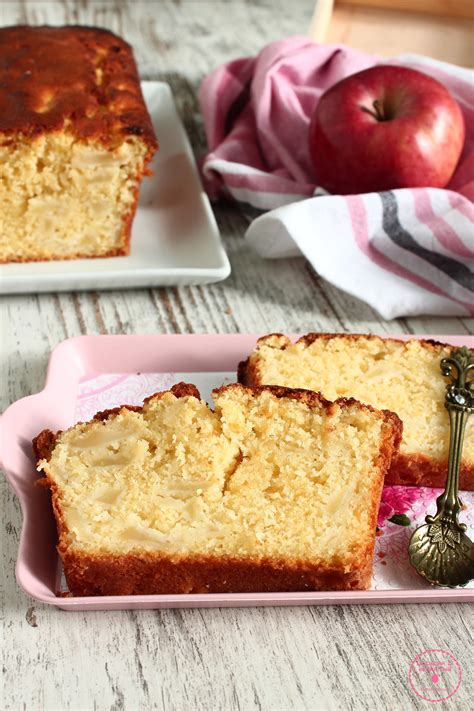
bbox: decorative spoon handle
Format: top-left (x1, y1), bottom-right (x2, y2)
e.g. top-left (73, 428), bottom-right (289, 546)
top-left (428, 347), bottom-right (473, 527)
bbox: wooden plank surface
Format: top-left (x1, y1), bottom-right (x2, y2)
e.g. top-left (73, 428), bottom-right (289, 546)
top-left (1, 2), bottom-right (473, 710)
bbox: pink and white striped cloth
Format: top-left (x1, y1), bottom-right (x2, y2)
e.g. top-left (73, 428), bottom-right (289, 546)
top-left (199, 37), bottom-right (474, 318)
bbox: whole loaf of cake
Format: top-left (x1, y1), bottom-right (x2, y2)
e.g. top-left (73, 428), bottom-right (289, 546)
top-left (0, 25), bottom-right (157, 262)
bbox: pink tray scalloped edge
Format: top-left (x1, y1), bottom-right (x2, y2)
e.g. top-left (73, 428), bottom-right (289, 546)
top-left (1, 333), bottom-right (473, 610)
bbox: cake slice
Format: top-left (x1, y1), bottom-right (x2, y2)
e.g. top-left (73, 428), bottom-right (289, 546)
top-left (239, 333), bottom-right (474, 490)
top-left (0, 26), bottom-right (157, 262)
top-left (33, 382), bottom-right (401, 596)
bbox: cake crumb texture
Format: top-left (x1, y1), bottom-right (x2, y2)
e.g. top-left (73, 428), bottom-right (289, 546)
top-left (35, 382), bottom-right (401, 596)
top-left (239, 333), bottom-right (474, 489)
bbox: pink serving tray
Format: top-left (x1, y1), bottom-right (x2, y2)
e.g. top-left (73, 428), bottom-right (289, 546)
top-left (1, 333), bottom-right (473, 611)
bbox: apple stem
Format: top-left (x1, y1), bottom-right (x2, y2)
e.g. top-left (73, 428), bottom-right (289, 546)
top-left (361, 99), bottom-right (386, 121)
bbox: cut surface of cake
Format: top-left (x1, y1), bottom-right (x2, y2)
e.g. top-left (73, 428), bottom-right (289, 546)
top-left (239, 334), bottom-right (474, 490)
top-left (33, 382), bottom-right (401, 596)
top-left (0, 25), bottom-right (157, 262)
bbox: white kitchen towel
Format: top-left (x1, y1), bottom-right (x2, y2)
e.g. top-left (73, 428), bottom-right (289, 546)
top-left (200, 41), bottom-right (474, 319)
top-left (246, 188), bottom-right (474, 319)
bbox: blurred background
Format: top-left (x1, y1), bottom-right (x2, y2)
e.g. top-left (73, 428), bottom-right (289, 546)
top-left (312, 0), bottom-right (473, 66)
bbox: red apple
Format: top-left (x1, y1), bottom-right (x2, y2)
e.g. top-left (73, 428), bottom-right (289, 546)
top-left (308, 65), bottom-right (465, 195)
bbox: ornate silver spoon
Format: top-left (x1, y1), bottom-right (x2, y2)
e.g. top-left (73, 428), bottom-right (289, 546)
top-left (409, 346), bottom-right (474, 587)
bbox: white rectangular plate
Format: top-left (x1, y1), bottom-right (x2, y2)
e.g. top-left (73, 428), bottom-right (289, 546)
top-left (0, 82), bottom-right (231, 293)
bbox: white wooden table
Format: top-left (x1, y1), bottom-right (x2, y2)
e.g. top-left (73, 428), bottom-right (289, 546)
top-left (1, 2), bottom-right (473, 709)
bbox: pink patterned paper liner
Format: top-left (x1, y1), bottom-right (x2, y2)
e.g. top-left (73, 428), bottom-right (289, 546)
top-left (76, 372), bottom-right (176, 421)
top-left (373, 486), bottom-right (473, 589)
top-left (67, 373), bottom-right (473, 593)
top-left (377, 486), bottom-right (419, 527)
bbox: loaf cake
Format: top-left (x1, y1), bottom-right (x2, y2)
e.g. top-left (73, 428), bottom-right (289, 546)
top-left (33, 382), bottom-right (401, 596)
top-left (0, 25), bottom-right (157, 262)
top-left (239, 334), bottom-right (474, 490)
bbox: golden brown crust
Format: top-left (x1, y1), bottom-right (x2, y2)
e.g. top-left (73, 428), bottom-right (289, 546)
top-left (92, 404), bottom-right (143, 422)
top-left (147, 381), bottom-right (201, 401)
top-left (215, 381), bottom-right (334, 408)
top-left (32, 428), bottom-right (59, 462)
top-left (238, 332), bottom-right (473, 490)
top-left (237, 358), bottom-right (252, 385)
top-left (295, 332), bottom-right (451, 351)
top-left (0, 25), bottom-right (157, 152)
top-left (59, 549), bottom-right (373, 596)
